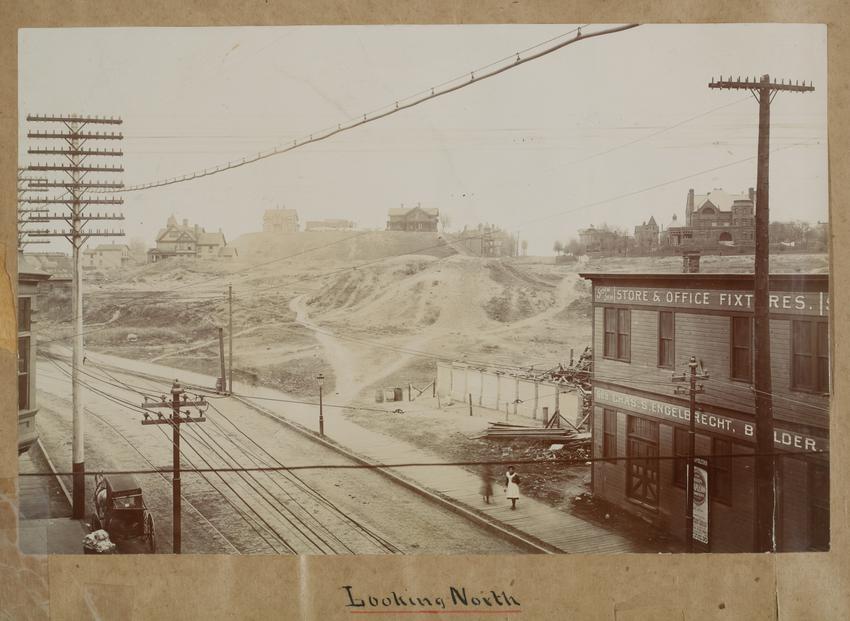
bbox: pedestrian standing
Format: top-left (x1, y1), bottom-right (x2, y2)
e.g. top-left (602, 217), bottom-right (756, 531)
top-left (504, 466), bottom-right (520, 510)
top-left (480, 464), bottom-right (494, 504)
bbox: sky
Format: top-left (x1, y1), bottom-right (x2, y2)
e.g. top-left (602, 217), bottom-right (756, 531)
top-left (19, 24), bottom-right (828, 255)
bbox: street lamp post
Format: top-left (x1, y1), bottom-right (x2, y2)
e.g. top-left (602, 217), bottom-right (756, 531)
top-left (317, 373), bottom-right (325, 436)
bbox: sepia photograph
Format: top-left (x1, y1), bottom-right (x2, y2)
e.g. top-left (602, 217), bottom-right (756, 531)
top-left (15, 23), bottom-right (828, 558)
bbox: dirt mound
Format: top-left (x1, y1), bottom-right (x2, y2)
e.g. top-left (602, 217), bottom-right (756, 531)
top-left (232, 230), bottom-right (457, 264)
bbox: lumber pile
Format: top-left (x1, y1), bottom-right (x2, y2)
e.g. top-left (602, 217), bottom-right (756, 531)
top-left (482, 421), bottom-right (590, 447)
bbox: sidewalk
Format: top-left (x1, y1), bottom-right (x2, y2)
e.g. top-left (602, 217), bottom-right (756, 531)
top-left (80, 351), bottom-right (642, 554)
top-left (18, 440), bottom-right (88, 555)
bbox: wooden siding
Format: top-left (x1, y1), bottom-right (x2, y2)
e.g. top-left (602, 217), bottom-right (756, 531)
top-left (593, 306), bottom-right (828, 429)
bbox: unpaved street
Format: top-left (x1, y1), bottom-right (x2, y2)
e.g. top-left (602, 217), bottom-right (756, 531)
top-left (36, 357), bottom-right (526, 555)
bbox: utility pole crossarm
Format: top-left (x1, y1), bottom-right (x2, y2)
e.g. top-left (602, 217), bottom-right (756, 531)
top-left (708, 76), bottom-right (815, 93)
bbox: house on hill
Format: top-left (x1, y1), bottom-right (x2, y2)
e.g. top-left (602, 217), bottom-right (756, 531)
top-left (664, 188), bottom-right (755, 249)
top-left (634, 216), bottom-right (659, 249)
top-left (263, 208), bottom-right (300, 233)
top-left (83, 242), bottom-right (130, 269)
top-left (386, 203), bottom-right (439, 232)
top-left (147, 215), bottom-right (233, 262)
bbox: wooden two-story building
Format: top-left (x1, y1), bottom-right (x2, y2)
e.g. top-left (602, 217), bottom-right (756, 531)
top-left (18, 254), bottom-right (51, 454)
top-left (580, 270), bottom-right (829, 552)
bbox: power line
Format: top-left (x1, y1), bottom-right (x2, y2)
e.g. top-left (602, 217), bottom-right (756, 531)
top-left (109, 25), bottom-right (637, 194)
top-left (47, 356), bottom-right (399, 552)
top-left (37, 138), bottom-right (816, 350)
top-left (19, 448), bottom-right (827, 478)
top-left (43, 356), bottom-right (296, 553)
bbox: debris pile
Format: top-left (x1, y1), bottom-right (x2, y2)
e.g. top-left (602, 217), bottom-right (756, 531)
top-left (481, 421), bottom-right (591, 449)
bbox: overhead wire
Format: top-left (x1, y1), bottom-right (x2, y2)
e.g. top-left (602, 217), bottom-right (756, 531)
top-left (44, 355), bottom-right (296, 553)
top-left (64, 357), bottom-right (399, 552)
top-left (107, 25), bottom-right (636, 194)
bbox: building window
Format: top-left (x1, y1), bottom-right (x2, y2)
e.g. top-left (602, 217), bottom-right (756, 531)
top-left (18, 296), bottom-right (32, 332)
top-left (603, 409), bottom-right (617, 463)
top-left (808, 463), bottom-right (829, 551)
top-left (604, 308), bottom-right (630, 361)
top-left (626, 416), bottom-right (659, 508)
top-left (658, 311), bottom-right (674, 368)
top-left (18, 335), bottom-right (30, 411)
top-left (792, 320), bottom-right (829, 393)
top-left (730, 316), bottom-right (752, 381)
top-left (672, 427), bottom-right (688, 487)
top-left (710, 438), bottom-right (732, 504)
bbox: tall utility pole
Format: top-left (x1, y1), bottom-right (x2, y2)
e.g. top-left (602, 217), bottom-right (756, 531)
top-left (16, 167), bottom-right (50, 250)
top-left (141, 380), bottom-right (207, 553)
top-left (25, 114), bottom-right (125, 519)
top-left (709, 75), bottom-right (814, 552)
top-left (228, 284), bottom-right (233, 394)
top-left (673, 356), bottom-right (709, 552)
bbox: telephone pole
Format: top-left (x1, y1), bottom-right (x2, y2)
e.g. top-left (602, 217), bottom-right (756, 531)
top-left (141, 380), bottom-right (207, 553)
top-left (228, 284), bottom-right (233, 394)
top-left (673, 356), bottom-right (709, 552)
top-left (16, 168), bottom-right (50, 250)
top-left (25, 114), bottom-right (125, 519)
top-left (709, 75), bottom-right (814, 552)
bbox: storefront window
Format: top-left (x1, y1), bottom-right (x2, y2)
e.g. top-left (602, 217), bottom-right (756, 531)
top-left (808, 463), bottom-right (829, 551)
top-left (710, 438), bottom-right (732, 504)
top-left (626, 416), bottom-right (659, 508)
top-left (673, 427), bottom-right (688, 487)
top-left (603, 409), bottom-right (617, 463)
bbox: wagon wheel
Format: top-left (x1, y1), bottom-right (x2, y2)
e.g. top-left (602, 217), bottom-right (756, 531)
top-left (145, 514), bottom-right (156, 553)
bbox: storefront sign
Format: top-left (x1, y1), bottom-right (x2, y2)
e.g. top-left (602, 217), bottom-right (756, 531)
top-left (692, 458), bottom-right (709, 545)
top-left (594, 286), bottom-right (829, 317)
top-left (594, 386), bottom-right (827, 453)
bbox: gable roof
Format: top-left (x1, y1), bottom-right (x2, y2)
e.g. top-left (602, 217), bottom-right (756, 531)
top-left (388, 206), bottom-right (439, 218)
top-left (693, 189), bottom-right (750, 212)
top-left (197, 231), bottom-right (226, 246)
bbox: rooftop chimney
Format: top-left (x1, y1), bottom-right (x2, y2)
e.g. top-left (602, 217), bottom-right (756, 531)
top-left (682, 250), bottom-right (701, 274)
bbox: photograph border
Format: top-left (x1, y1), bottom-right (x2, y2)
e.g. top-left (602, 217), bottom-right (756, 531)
top-left (1, 2), bottom-right (847, 619)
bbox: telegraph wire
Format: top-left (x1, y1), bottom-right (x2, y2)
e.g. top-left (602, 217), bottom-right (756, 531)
top-left (20, 448), bottom-right (828, 479)
top-left (110, 25), bottom-right (636, 193)
top-left (35, 139), bottom-right (818, 348)
top-left (44, 356), bottom-right (296, 553)
top-left (56, 357), bottom-right (400, 552)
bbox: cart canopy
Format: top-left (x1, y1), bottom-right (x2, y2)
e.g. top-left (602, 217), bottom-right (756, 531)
top-left (104, 474), bottom-right (142, 496)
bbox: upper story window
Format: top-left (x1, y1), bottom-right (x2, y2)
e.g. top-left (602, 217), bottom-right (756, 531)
top-left (730, 316), bottom-right (752, 382)
top-left (792, 319), bottom-right (829, 394)
top-left (658, 311), bottom-right (674, 368)
top-left (18, 297), bottom-right (32, 333)
top-left (603, 308), bottom-right (630, 361)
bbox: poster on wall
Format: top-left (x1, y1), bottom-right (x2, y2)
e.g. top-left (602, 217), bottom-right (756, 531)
top-left (693, 458), bottom-right (709, 545)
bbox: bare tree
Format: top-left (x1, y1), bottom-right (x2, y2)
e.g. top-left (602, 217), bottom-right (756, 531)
top-left (128, 237), bottom-right (148, 263)
top-left (440, 213), bottom-right (452, 233)
top-left (553, 240), bottom-right (564, 256)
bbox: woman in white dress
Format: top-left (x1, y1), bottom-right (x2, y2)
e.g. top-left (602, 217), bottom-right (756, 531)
top-left (504, 466), bottom-right (520, 510)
